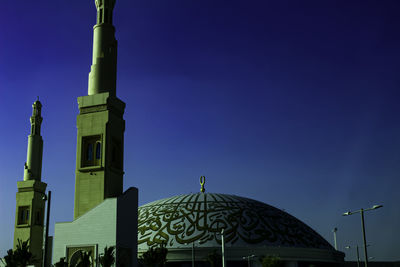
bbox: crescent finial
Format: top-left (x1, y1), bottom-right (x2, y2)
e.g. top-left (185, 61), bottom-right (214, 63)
top-left (200, 176), bottom-right (206, 193)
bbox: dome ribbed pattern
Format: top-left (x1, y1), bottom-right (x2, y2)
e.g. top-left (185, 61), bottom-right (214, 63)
top-left (138, 193), bottom-right (333, 250)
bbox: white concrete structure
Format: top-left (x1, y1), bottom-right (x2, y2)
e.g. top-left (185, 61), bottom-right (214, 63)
top-left (53, 187), bottom-right (138, 266)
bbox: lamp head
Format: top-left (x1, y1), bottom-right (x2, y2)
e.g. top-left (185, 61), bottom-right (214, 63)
top-left (343, 211), bottom-right (351, 216)
top-left (372, 205), bottom-right (383, 210)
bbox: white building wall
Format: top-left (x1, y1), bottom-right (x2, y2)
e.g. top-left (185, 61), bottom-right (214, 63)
top-left (52, 188), bottom-right (138, 266)
top-left (52, 198), bottom-right (117, 265)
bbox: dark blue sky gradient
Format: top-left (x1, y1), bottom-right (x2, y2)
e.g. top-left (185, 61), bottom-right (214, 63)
top-left (1, 0), bottom-right (400, 262)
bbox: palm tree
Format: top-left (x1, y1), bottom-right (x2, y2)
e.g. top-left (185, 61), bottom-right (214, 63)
top-left (155, 243), bottom-right (168, 267)
top-left (139, 243), bottom-right (168, 267)
top-left (76, 251), bottom-right (92, 267)
top-left (14, 239), bottom-right (36, 266)
top-left (54, 257), bottom-right (68, 267)
top-left (1, 239), bottom-right (37, 267)
top-left (99, 246), bottom-right (115, 267)
top-left (259, 255), bottom-right (283, 267)
top-left (2, 249), bottom-right (17, 267)
top-left (139, 247), bottom-right (159, 267)
top-left (206, 250), bottom-right (221, 267)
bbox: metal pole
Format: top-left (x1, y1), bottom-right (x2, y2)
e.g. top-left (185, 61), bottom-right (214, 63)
top-left (221, 229), bottom-right (226, 267)
top-left (360, 209), bottom-right (368, 267)
top-left (333, 228), bottom-right (338, 250)
top-left (356, 245), bottom-right (360, 267)
top-left (43, 191), bottom-right (51, 267)
top-left (247, 256), bottom-right (250, 267)
top-left (192, 242), bottom-right (195, 267)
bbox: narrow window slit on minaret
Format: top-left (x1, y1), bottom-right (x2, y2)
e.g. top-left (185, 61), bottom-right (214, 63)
top-left (100, 9), bottom-right (103, 23)
top-left (35, 210), bottom-right (43, 225)
top-left (18, 206), bottom-right (30, 225)
top-left (95, 142), bottom-right (101, 160)
top-left (112, 147), bottom-right (116, 164)
top-left (104, 8), bottom-right (109, 23)
top-left (87, 144), bottom-right (93, 161)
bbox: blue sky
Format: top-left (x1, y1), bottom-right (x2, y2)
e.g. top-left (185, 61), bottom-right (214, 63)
top-left (1, 0), bottom-right (400, 262)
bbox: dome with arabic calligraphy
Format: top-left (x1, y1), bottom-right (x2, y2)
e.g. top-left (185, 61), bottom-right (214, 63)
top-left (138, 193), bottom-right (334, 251)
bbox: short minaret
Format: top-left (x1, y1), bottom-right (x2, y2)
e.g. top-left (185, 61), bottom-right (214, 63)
top-left (14, 99), bottom-right (47, 266)
top-left (24, 99), bottom-right (43, 181)
top-left (74, 0), bottom-right (125, 219)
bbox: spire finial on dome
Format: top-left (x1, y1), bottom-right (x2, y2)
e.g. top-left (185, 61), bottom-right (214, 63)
top-left (200, 176), bottom-right (206, 193)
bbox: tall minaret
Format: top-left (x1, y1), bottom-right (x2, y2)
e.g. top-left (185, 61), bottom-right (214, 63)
top-left (88, 0), bottom-right (117, 96)
top-left (14, 99), bottom-right (47, 266)
top-left (74, 0), bottom-right (125, 219)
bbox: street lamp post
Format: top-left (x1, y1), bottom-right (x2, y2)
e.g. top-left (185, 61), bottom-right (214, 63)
top-left (192, 242), bottom-right (195, 267)
top-left (343, 204), bottom-right (382, 267)
top-left (360, 209), bottom-right (368, 267)
top-left (186, 242), bottom-right (195, 267)
top-left (345, 245), bottom-right (360, 267)
top-left (221, 229), bottom-right (226, 267)
top-left (42, 191), bottom-right (51, 267)
top-left (242, 255), bottom-right (255, 267)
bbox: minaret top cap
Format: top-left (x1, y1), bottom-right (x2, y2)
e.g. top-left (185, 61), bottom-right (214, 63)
top-left (32, 99), bottom-right (42, 116)
top-left (95, 0), bottom-right (116, 9)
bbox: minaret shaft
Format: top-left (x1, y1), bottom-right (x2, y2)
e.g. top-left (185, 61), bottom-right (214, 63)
top-left (88, 0), bottom-right (117, 96)
top-left (24, 100), bottom-right (43, 181)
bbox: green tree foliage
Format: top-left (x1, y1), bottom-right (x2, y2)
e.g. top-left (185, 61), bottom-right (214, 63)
top-left (260, 255), bottom-right (283, 267)
top-left (206, 250), bottom-right (222, 267)
top-left (1, 249), bottom-right (17, 267)
top-left (99, 246), bottom-right (115, 267)
top-left (76, 250), bottom-right (92, 267)
top-left (139, 243), bottom-right (168, 267)
top-left (54, 257), bottom-right (68, 267)
top-left (1, 239), bottom-right (37, 267)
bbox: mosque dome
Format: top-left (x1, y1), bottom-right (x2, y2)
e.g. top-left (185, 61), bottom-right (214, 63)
top-left (138, 192), bottom-right (344, 265)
